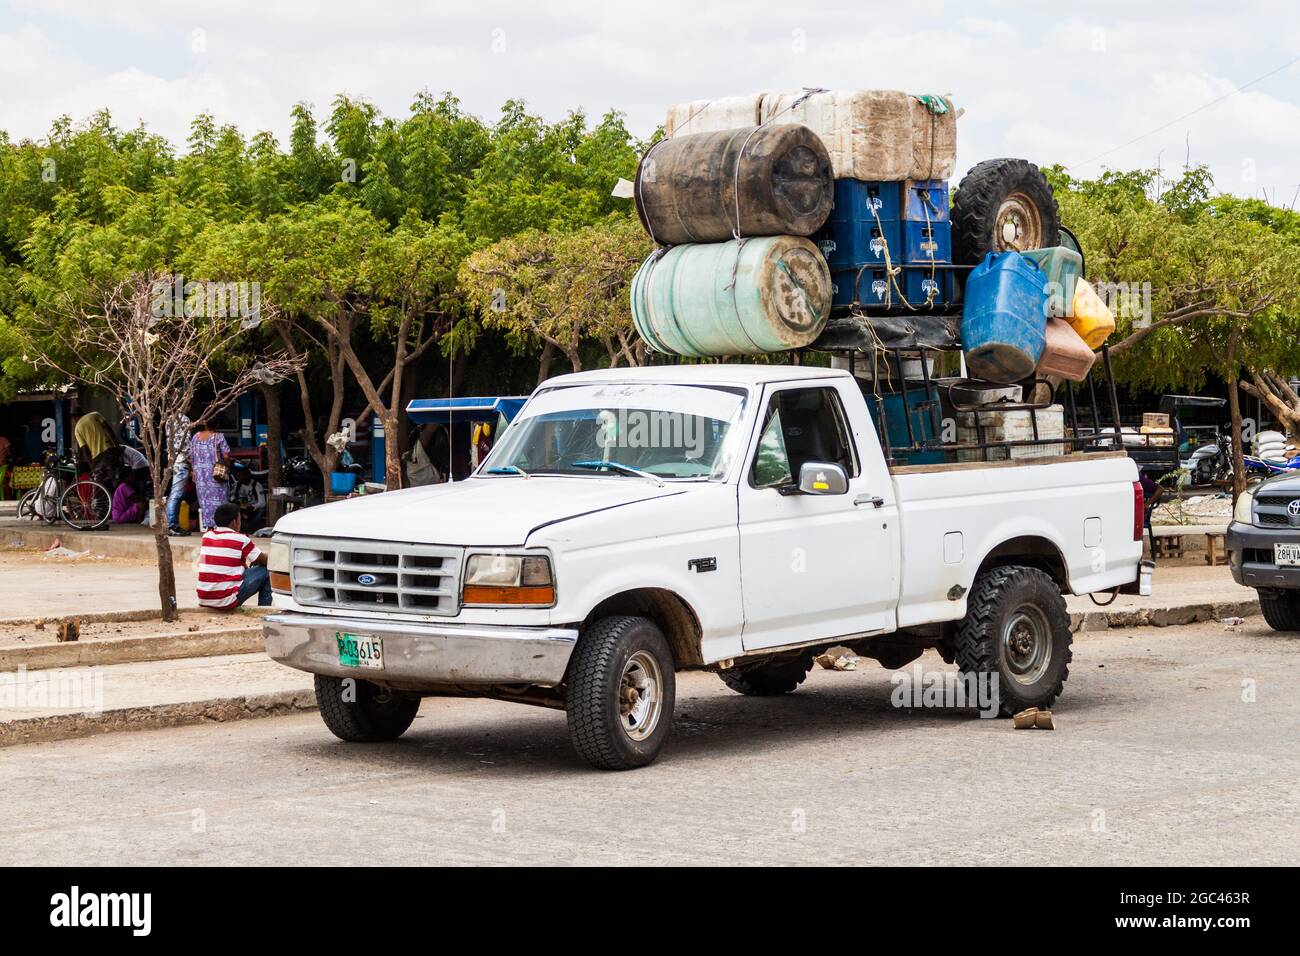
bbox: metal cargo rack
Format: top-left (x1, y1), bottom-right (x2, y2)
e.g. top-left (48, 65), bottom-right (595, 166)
top-left (811, 312), bottom-right (1127, 467)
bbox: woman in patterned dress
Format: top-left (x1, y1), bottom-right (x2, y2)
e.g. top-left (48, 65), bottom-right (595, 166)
top-left (189, 421), bottom-right (230, 531)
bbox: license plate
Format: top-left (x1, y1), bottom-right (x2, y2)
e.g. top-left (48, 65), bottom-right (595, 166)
top-left (336, 632), bottom-right (384, 670)
top-left (1275, 544), bottom-right (1300, 566)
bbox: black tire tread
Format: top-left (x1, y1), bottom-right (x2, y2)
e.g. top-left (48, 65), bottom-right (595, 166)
top-left (566, 615), bottom-right (674, 771)
top-left (1259, 590), bottom-right (1300, 631)
top-left (718, 654), bottom-right (814, 696)
top-left (954, 565), bottom-right (1072, 717)
top-left (951, 157), bottom-right (1060, 265)
top-left (314, 674), bottom-right (420, 742)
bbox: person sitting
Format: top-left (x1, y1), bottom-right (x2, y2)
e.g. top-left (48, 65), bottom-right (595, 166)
top-left (229, 464), bottom-right (267, 531)
top-left (110, 469), bottom-right (146, 524)
top-left (196, 502), bottom-right (271, 610)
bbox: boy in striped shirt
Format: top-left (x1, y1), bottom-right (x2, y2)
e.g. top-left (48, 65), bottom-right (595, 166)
top-left (196, 502), bottom-right (271, 609)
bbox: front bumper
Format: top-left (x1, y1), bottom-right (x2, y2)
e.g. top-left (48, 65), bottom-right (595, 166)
top-left (264, 613), bottom-right (579, 686)
top-left (1224, 521), bottom-right (1300, 590)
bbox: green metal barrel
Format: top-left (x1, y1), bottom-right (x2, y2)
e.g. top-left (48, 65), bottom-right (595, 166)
top-left (631, 236), bottom-right (831, 357)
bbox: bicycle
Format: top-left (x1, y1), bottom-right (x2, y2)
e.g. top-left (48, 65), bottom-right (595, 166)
top-left (16, 451), bottom-right (113, 531)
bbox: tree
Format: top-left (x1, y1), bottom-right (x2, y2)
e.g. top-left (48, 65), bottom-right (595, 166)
top-left (25, 271), bottom-right (300, 621)
top-left (459, 217), bottom-right (650, 377)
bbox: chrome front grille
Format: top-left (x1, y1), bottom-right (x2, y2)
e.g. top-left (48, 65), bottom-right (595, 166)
top-left (1254, 494), bottom-right (1300, 528)
top-left (289, 537), bottom-right (463, 616)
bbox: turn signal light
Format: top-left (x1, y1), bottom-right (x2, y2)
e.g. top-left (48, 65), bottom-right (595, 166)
top-left (462, 584), bottom-right (555, 606)
top-left (270, 571), bottom-right (292, 594)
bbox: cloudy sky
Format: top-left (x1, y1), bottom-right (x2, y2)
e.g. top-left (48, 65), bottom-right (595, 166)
top-left (2, 0), bottom-right (1297, 200)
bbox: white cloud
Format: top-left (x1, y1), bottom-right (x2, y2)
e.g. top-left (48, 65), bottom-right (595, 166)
top-left (0, 0), bottom-right (1296, 200)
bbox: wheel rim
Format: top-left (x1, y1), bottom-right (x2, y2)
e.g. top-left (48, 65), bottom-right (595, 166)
top-left (994, 192), bottom-right (1044, 251)
top-left (618, 650), bottom-right (663, 741)
top-left (1001, 603), bottom-right (1052, 685)
top-left (61, 482), bottom-right (110, 529)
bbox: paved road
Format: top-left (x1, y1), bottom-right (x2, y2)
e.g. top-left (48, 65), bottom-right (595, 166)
top-left (2, 620), bottom-right (1297, 866)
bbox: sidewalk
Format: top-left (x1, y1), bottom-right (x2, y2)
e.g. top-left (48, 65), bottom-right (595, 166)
top-left (0, 653), bottom-right (313, 747)
top-left (0, 515), bottom-right (202, 562)
top-left (1065, 560), bottom-right (1258, 629)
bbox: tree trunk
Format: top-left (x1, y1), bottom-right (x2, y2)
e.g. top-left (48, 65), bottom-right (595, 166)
top-left (537, 340), bottom-right (555, 386)
top-left (154, 510), bottom-right (178, 624)
top-left (260, 383), bottom-right (285, 525)
top-left (384, 413), bottom-right (402, 490)
top-left (1226, 330), bottom-right (1247, 501)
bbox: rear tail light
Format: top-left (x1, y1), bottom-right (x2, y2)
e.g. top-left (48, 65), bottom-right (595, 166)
top-left (1132, 480), bottom-right (1144, 542)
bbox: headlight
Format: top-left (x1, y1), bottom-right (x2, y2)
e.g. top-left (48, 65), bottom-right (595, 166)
top-left (268, 536), bottom-right (291, 593)
top-left (1233, 490), bottom-right (1255, 524)
top-left (462, 553), bottom-right (555, 606)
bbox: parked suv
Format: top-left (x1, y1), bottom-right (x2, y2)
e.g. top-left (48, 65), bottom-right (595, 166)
top-left (1226, 473), bottom-right (1300, 630)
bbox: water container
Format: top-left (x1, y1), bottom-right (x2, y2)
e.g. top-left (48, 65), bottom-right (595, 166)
top-left (330, 471), bottom-right (358, 495)
top-left (1069, 278), bottom-right (1116, 349)
top-left (1037, 317), bottom-right (1096, 382)
top-left (1021, 246), bottom-right (1082, 317)
top-left (961, 251), bottom-right (1049, 384)
top-left (632, 237), bottom-right (831, 357)
top-left (635, 125), bottom-right (833, 245)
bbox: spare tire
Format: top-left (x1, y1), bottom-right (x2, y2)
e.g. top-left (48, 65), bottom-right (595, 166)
top-left (952, 158), bottom-right (1060, 264)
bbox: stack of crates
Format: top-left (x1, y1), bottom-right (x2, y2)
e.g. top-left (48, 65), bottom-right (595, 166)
top-left (817, 179), bottom-right (954, 311)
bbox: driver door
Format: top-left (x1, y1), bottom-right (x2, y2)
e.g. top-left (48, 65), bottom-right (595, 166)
top-left (738, 383), bottom-right (897, 652)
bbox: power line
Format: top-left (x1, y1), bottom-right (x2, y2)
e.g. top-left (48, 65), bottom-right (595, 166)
top-left (1067, 52), bottom-right (1300, 171)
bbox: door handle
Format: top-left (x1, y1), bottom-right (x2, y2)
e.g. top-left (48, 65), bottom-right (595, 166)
top-left (854, 494), bottom-right (885, 508)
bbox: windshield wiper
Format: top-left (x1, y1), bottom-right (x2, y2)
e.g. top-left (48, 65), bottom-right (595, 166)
top-left (485, 465), bottom-right (529, 478)
top-left (569, 460), bottom-right (665, 487)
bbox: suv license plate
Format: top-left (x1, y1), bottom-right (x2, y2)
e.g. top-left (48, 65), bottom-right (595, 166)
top-left (1275, 543), bottom-right (1300, 566)
top-left (336, 632), bottom-right (384, 669)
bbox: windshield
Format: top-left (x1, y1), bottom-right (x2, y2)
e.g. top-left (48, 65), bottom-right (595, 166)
top-left (481, 383), bottom-right (747, 480)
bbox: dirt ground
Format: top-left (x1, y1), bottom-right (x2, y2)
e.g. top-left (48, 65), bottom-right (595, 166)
top-left (0, 546), bottom-right (200, 617)
top-left (0, 609), bottom-right (259, 648)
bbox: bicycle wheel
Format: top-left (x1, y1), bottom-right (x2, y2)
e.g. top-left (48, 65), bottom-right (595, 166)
top-left (17, 489), bottom-right (40, 520)
top-left (21, 485), bottom-right (59, 523)
top-left (60, 479), bottom-right (112, 531)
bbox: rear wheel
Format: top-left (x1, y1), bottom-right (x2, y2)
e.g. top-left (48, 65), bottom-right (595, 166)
top-left (954, 565), bottom-right (1072, 717)
top-left (314, 674), bottom-right (421, 742)
top-left (566, 615), bottom-right (676, 770)
top-left (718, 652), bottom-right (814, 696)
top-left (59, 479), bottom-right (111, 530)
top-left (1258, 589), bottom-right (1300, 632)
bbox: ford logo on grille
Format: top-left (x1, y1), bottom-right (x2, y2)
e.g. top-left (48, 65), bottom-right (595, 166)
top-left (356, 573), bottom-right (379, 586)
top-left (1289, 500), bottom-right (1300, 517)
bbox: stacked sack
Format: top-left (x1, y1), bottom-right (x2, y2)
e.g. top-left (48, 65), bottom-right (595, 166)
top-left (631, 90), bottom-right (961, 357)
top-left (962, 246), bottom-right (1115, 386)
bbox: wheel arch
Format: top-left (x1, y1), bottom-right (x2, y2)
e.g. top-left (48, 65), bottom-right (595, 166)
top-left (582, 587), bottom-right (704, 668)
top-left (974, 535), bottom-right (1070, 593)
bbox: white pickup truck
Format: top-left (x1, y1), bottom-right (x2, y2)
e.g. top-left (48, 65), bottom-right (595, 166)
top-left (265, 365), bottom-right (1146, 769)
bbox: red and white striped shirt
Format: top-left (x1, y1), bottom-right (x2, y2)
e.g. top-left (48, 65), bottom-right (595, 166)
top-left (196, 527), bottom-right (262, 609)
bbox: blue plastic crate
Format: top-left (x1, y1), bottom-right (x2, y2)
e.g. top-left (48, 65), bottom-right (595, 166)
top-left (899, 219), bottom-right (952, 264)
top-left (815, 218), bottom-right (899, 270)
top-left (827, 179), bottom-right (901, 222)
top-left (901, 179), bottom-right (950, 222)
top-left (901, 266), bottom-right (955, 307)
top-left (831, 266), bottom-right (954, 310)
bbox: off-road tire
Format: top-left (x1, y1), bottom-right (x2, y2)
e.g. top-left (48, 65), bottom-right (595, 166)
top-left (566, 615), bottom-right (676, 770)
top-left (954, 565), bottom-right (1072, 717)
top-left (718, 653), bottom-right (814, 696)
top-left (1259, 589), bottom-right (1300, 632)
top-left (952, 158), bottom-right (1060, 264)
top-left (314, 674), bottom-right (421, 742)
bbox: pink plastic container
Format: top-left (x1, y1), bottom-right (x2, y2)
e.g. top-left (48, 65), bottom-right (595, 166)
top-left (1037, 317), bottom-right (1096, 382)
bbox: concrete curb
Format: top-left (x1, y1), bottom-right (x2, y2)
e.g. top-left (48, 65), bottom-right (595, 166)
top-left (1, 525), bottom-right (200, 562)
top-left (1071, 598), bottom-right (1260, 632)
top-left (0, 689), bottom-right (317, 749)
top-left (0, 627), bottom-right (264, 671)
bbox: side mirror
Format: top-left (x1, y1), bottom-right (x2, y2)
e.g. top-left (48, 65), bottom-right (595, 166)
top-left (797, 461), bottom-right (848, 496)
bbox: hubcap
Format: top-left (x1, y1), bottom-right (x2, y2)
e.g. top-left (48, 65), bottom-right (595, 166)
top-left (1001, 603), bottom-right (1052, 685)
top-left (994, 192), bottom-right (1044, 251)
top-left (618, 650), bottom-right (663, 741)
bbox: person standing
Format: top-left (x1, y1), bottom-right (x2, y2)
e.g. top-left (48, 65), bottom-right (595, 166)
top-left (165, 413), bottom-right (192, 536)
top-left (189, 420), bottom-right (230, 531)
top-left (195, 502), bottom-right (270, 609)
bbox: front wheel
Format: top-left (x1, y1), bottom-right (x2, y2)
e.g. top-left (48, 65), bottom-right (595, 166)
top-left (566, 615), bottom-right (676, 770)
top-left (954, 565), bottom-right (1072, 717)
top-left (1258, 589), bottom-right (1300, 632)
top-left (314, 674), bottom-right (421, 742)
top-left (59, 479), bottom-right (111, 530)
